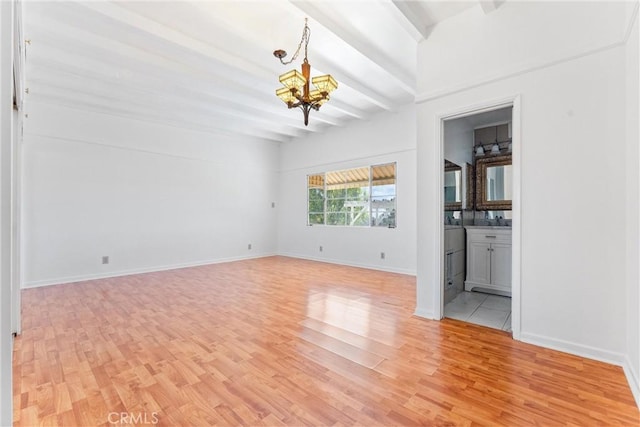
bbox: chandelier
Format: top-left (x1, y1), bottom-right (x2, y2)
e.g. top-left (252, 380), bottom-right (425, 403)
top-left (274, 18), bottom-right (338, 126)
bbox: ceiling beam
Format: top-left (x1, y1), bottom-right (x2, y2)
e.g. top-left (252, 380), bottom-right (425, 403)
top-left (26, 23), bottom-right (350, 131)
top-left (289, 0), bottom-right (416, 95)
top-left (380, 0), bottom-right (425, 42)
top-left (24, 1), bottom-right (402, 142)
top-left (75, 1), bottom-right (396, 114)
top-left (187, 1), bottom-right (399, 111)
top-left (26, 62), bottom-right (332, 138)
top-left (77, 1), bottom-right (277, 84)
top-left (390, 1), bottom-right (433, 40)
top-left (27, 47), bottom-right (337, 131)
top-left (29, 88), bottom-right (296, 143)
top-left (25, 10), bottom-right (273, 102)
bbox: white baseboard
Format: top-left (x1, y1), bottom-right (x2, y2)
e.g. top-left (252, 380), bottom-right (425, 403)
top-left (622, 355), bottom-right (640, 408)
top-left (520, 332), bottom-right (640, 409)
top-left (519, 331), bottom-right (626, 367)
top-left (24, 252), bottom-right (415, 289)
top-left (277, 252), bottom-right (417, 276)
top-left (22, 253), bottom-right (277, 288)
top-left (413, 307), bottom-right (435, 320)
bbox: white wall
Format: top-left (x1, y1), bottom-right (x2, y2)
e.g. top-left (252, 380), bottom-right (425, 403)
top-left (0, 1), bottom-right (14, 423)
top-left (22, 102), bottom-right (280, 287)
top-left (625, 5), bottom-right (640, 406)
top-left (278, 106), bottom-right (417, 275)
top-left (417, 0), bottom-right (637, 393)
top-left (418, 1), bottom-right (634, 100)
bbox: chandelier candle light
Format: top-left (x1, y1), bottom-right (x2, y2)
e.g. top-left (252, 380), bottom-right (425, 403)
top-left (274, 18), bottom-right (337, 126)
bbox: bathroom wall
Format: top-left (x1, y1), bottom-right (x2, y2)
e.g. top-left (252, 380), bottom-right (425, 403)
top-left (443, 121), bottom-right (473, 168)
top-left (444, 118), bottom-right (472, 219)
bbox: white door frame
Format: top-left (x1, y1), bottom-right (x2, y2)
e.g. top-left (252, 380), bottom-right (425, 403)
top-left (434, 95), bottom-right (522, 340)
top-left (11, 108), bottom-right (21, 336)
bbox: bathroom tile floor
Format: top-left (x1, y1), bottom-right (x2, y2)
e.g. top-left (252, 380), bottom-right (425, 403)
top-left (444, 291), bottom-right (512, 332)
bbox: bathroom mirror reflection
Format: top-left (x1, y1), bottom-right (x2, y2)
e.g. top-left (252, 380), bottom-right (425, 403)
top-left (486, 164), bottom-right (513, 201)
top-left (444, 210), bottom-right (461, 225)
top-left (444, 160), bottom-right (462, 211)
top-left (476, 154), bottom-right (512, 211)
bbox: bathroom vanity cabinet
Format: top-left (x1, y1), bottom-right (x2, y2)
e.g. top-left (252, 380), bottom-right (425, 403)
top-left (464, 227), bottom-right (512, 295)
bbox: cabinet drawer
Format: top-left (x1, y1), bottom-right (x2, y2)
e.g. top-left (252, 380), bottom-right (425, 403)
top-left (465, 228), bottom-right (511, 244)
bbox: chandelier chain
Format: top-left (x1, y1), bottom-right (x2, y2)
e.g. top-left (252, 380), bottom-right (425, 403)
top-left (278, 18), bottom-right (310, 65)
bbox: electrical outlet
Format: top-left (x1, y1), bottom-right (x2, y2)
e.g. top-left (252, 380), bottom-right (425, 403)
top-left (380, 252), bottom-right (385, 260)
top-left (319, 245), bottom-right (323, 252)
top-left (102, 256), bottom-right (109, 265)
top-left (248, 243), bottom-right (252, 250)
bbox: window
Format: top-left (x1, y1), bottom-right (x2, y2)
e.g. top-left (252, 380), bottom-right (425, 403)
top-left (307, 174), bottom-right (325, 225)
top-left (307, 163), bottom-right (396, 227)
top-left (370, 163), bottom-right (396, 227)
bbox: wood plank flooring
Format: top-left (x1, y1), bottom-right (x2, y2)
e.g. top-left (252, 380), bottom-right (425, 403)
top-left (13, 256), bottom-right (640, 426)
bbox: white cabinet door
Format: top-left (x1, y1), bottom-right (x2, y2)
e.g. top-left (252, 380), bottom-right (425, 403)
top-left (491, 242), bottom-right (512, 287)
top-left (468, 241), bottom-right (491, 285)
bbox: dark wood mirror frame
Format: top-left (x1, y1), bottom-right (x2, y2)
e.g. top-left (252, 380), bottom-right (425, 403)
top-left (444, 160), bottom-right (462, 211)
top-left (475, 154), bottom-right (512, 211)
top-left (466, 162), bottom-right (474, 211)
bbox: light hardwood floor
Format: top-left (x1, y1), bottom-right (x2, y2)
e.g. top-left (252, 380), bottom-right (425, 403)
top-left (13, 256), bottom-right (640, 426)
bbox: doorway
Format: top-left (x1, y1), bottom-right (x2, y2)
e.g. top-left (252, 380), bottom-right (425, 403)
top-left (436, 98), bottom-right (521, 338)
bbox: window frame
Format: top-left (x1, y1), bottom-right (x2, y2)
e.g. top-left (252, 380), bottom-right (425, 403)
top-left (306, 162), bottom-right (396, 228)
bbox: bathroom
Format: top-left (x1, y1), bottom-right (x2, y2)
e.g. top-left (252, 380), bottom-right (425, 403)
top-left (442, 106), bottom-right (513, 331)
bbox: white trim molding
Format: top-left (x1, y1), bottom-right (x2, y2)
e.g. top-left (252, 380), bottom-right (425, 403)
top-left (24, 252), bottom-right (417, 290)
top-left (521, 331), bottom-right (629, 370)
top-left (432, 94), bottom-right (521, 342)
top-left (522, 332), bottom-right (640, 407)
top-left (22, 253), bottom-right (278, 289)
top-left (622, 355), bottom-right (640, 408)
top-left (277, 252), bottom-right (417, 277)
top-left (413, 307), bottom-right (435, 320)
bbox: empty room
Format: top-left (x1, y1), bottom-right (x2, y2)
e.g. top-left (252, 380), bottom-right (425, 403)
top-left (1, 0), bottom-right (639, 425)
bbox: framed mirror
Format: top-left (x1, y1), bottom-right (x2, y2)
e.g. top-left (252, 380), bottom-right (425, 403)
top-left (466, 162), bottom-right (474, 210)
top-left (444, 160), bottom-right (462, 211)
top-left (475, 154), bottom-right (512, 211)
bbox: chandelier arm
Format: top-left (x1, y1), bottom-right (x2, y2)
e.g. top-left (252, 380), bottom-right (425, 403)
top-left (299, 104), bottom-right (312, 126)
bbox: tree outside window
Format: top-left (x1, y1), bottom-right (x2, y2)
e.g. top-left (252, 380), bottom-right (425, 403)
top-left (307, 163), bottom-right (396, 227)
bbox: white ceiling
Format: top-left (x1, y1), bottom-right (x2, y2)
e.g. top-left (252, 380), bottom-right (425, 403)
top-left (23, 1), bottom-right (485, 143)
